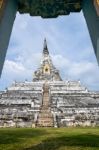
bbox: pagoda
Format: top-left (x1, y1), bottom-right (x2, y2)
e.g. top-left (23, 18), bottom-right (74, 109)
top-left (0, 39), bottom-right (99, 128)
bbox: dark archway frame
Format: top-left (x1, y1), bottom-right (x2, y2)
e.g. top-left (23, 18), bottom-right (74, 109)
top-left (0, 0), bottom-right (99, 77)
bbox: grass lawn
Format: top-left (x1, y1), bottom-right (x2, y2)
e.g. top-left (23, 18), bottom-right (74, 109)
top-left (0, 127), bottom-right (99, 150)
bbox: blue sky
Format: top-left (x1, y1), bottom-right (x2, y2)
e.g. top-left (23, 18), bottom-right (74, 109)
top-left (0, 11), bottom-right (99, 91)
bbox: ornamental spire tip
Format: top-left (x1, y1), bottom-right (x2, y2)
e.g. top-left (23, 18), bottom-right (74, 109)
top-left (43, 38), bottom-right (49, 55)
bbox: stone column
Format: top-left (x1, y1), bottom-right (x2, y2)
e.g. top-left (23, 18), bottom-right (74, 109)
top-left (82, 0), bottom-right (99, 64)
top-left (0, 0), bottom-right (18, 77)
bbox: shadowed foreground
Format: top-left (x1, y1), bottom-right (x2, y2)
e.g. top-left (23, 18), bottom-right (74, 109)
top-left (0, 128), bottom-right (99, 150)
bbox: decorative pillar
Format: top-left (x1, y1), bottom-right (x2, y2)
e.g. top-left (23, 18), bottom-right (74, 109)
top-left (83, 0), bottom-right (99, 64)
top-left (0, 0), bottom-right (18, 77)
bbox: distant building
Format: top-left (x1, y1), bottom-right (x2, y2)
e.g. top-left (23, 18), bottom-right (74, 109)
top-left (0, 39), bottom-right (99, 128)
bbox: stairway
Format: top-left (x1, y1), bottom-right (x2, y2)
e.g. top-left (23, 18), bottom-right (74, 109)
top-left (37, 83), bottom-right (54, 127)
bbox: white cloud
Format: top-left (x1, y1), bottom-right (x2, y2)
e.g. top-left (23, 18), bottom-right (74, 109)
top-left (52, 54), bottom-right (99, 90)
top-left (3, 60), bottom-right (33, 80)
top-left (5, 60), bottom-right (25, 72)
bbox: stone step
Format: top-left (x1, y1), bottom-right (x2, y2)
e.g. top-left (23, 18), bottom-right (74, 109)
top-left (36, 83), bottom-right (54, 127)
top-left (37, 116), bottom-right (54, 127)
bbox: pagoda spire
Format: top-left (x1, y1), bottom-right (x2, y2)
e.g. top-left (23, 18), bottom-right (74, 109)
top-left (33, 39), bottom-right (62, 81)
top-left (43, 38), bottom-right (49, 55)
